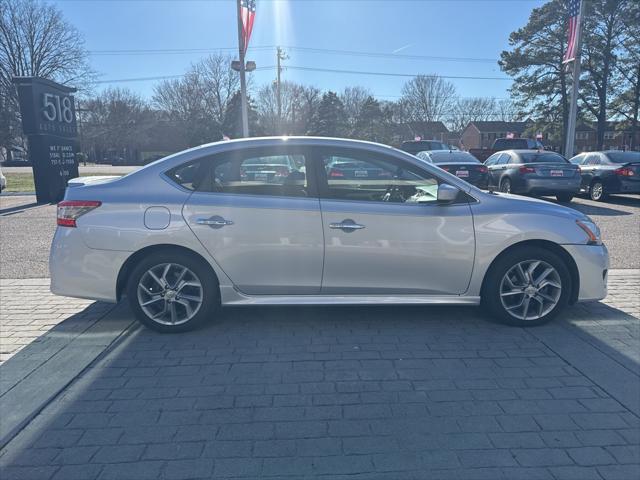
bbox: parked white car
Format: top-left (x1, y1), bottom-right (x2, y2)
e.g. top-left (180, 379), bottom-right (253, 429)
top-left (50, 137), bottom-right (608, 332)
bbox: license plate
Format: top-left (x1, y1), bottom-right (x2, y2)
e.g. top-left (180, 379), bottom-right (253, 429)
top-left (254, 172), bottom-right (268, 181)
top-left (550, 170), bottom-right (563, 177)
top-left (455, 170), bottom-right (469, 177)
top-left (354, 170), bottom-right (368, 177)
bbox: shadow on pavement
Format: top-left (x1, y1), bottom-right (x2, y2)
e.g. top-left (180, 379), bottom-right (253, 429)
top-left (0, 300), bottom-right (638, 479)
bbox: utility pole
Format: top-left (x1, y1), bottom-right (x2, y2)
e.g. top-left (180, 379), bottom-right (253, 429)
top-left (564, 0), bottom-right (585, 158)
top-left (236, 0), bottom-right (249, 137)
top-left (276, 46), bottom-right (288, 135)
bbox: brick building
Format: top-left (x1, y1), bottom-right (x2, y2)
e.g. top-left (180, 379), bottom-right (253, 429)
top-left (460, 121), bottom-right (530, 149)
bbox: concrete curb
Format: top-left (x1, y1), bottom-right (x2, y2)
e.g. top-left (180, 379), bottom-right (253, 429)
top-left (0, 303), bottom-right (134, 449)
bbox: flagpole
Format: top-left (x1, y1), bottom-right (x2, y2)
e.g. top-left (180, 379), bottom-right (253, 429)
top-left (564, 0), bottom-right (585, 158)
top-left (236, 0), bottom-right (249, 137)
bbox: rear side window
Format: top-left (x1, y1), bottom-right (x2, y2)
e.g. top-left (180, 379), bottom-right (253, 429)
top-left (167, 151), bottom-right (310, 197)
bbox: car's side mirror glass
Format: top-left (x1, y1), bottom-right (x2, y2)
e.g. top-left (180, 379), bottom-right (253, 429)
top-left (437, 183), bottom-right (459, 204)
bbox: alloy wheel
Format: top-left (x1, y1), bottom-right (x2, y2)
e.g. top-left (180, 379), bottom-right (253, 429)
top-left (500, 179), bottom-right (511, 193)
top-left (590, 182), bottom-right (604, 201)
top-left (499, 260), bottom-right (562, 321)
top-left (137, 263), bottom-right (203, 326)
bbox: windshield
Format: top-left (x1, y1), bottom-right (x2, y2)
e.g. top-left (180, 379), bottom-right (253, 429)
top-left (607, 152), bottom-right (640, 163)
top-left (519, 152), bottom-right (568, 163)
top-left (494, 139), bottom-right (528, 149)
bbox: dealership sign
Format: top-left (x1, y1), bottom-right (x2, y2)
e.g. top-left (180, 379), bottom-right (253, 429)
top-left (13, 77), bottom-right (79, 203)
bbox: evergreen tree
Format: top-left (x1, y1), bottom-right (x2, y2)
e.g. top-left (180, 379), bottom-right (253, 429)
top-left (222, 91), bottom-right (260, 138)
top-left (308, 91), bottom-right (346, 137)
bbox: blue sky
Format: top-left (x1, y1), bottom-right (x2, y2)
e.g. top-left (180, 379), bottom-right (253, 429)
top-left (53, 0), bottom-right (546, 101)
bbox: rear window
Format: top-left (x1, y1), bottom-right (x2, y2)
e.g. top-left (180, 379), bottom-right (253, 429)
top-left (519, 153), bottom-right (568, 163)
top-left (607, 152), bottom-right (640, 163)
top-left (494, 139), bottom-right (528, 150)
top-left (428, 152), bottom-right (479, 164)
top-left (401, 141), bottom-right (446, 154)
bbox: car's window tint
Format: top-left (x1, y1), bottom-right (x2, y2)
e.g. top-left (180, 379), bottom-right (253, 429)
top-left (168, 153), bottom-right (309, 197)
top-left (584, 154), bottom-right (600, 165)
top-left (570, 155), bottom-right (585, 165)
top-left (519, 152), bottom-right (568, 163)
top-left (497, 154), bottom-right (510, 165)
top-left (429, 152), bottom-right (479, 164)
top-left (485, 154), bottom-right (499, 165)
top-left (322, 154), bottom-right (440, 204)
top-left (607, 152), bottom-right (640, 163)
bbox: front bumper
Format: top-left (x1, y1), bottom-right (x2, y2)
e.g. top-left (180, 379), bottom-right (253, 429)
top-left (562, 243), bottom-right (609, 302)
top-left (50, 227), bottom-right (129, 303)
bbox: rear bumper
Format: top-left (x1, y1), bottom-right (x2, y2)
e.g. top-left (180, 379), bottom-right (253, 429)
top-left (562, 243), bottom-right (609, 302)
top-left (50, 227), bottom-right (128, 303)
top-left (517, 177), bottom-right (581, 195)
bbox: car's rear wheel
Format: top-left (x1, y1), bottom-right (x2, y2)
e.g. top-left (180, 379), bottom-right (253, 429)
top-left (589, 180), bottom-right (606, 201)
top-left (500, 178), bottom-right (512, 193)
top-left (126, 250), bottom-right (219, 333)
top-left (482, 246), bottom-right (571, 327)
top-left (556, 193), bottom-right (574, 202)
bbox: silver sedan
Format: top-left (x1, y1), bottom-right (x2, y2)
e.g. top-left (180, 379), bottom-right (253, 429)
top-left (50, 137), bottom-right (609, 332)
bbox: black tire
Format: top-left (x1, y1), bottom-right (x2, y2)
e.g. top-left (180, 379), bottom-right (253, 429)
top-left (126, 250), bottom-right (219, 333)
top-left (589, 180), bottom-right (607, 201)
top-left (481, 246), bottom-right (572, 327)
top-left (556, 193), bottom-right (574, 203)
top-left (500, 178), bottom-right (512, 193)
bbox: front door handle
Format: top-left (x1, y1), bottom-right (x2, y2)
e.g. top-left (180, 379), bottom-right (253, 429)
top-left (196, 216), bottom-right (234, 228)
top-left (329, 219), bottom-right (365, 231)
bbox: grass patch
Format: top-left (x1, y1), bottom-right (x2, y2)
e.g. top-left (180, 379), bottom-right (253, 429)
top-left (4, 172), bottom-right (122, 192)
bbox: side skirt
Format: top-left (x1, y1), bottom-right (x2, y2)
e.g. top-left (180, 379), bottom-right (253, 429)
top-left (220, 286), bottom-right (481, 306)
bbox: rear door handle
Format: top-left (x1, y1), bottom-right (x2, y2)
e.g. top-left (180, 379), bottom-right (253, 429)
top-left (196, 216), bottom-right (234, 227)
top-left (330, 220), bottom-right (365, 231)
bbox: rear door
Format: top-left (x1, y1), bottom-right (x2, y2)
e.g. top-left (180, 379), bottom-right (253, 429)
top-left (179, 146), bottom-right (324, 295)
top-left (314, 147), bottom-right (475, 295)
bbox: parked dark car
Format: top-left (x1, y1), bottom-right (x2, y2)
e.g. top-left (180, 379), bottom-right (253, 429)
top-left (416, 150), bottom-right (488, 189)
top-left (569, 151), bottom-right (640, 201)
top-left (485, 150), bottom-right (580, 202)
top-left (400, 140), bottom-right (451, 155)
top-left (469, 138), bottom-right (545, 162)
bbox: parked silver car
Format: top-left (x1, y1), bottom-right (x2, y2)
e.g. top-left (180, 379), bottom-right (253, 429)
top-left (50, 137), bottom-right (608, 332)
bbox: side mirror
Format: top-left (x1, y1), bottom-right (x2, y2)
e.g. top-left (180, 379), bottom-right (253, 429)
top-left (437, 183), bottom-right (459, 204)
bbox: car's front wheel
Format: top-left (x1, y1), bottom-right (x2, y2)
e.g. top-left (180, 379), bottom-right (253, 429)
top-left (482, 246), bottom-right (571, 326)
top-left (126, 250), bottom-right (219, 333)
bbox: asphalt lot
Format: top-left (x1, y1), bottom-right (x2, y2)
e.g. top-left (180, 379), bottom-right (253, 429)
top-left (1, 193), bottom-right (638, 279)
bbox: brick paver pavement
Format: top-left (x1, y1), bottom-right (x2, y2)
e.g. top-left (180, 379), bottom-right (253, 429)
top-left (0, 279), bottom-right (113, 364)
top-left (0, 271), bottom-right (638, 479)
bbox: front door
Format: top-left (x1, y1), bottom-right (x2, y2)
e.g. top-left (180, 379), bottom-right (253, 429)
top-left (315, 148), bottom-right (475, 295)
top-left (181, 147), bottom-right (324, 295)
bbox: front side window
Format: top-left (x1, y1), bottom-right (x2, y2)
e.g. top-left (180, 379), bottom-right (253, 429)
top-left (497, 154), bottom-right (511, 165)
top-left (321, 152), bottom-right (440, 204)
top-left (167, 151), bottom-right (310, 197)
top-left (570, 154), bottom-right (585, 165)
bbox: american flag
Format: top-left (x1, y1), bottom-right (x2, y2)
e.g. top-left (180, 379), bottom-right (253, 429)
top-left (563, 0), bottom-right (582, 63)
top-left (241, 0), bottom-right (256, 55)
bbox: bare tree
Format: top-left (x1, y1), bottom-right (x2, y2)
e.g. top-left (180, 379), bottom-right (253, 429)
top-left (0, 0), bottom-right (93, 160)
top-left (152, 54), bottom-right (239, 147)
top-left (340, 86), bottom-right (373, 134)
top-left (496, 99), bottom-right (522, 122)
top-left (448, 97), bottom-right (497, 132)
top-left (82, 87), bottom-right (154, 163)
top-left (400, 75), bottom-right (457, 123)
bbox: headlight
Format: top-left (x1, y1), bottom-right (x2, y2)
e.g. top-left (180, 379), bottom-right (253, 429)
top-left (576, 219), bottom-right (602, 245)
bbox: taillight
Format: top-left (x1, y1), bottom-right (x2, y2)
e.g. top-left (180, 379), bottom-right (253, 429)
top-left (328, 168), bottom-right (344, 178)
top-left (57, 200), bottom-right (101, 227)
top-left (440, 166), bottom-right (451, 172)
top-left (615, 167), bottom-right (635, 177)
top-left (477, 166), bottom-right (488, 174)
top-left (519, 166), bottom-right (536, 174)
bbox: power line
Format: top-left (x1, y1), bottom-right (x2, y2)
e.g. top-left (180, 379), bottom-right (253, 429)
top-left (286, 65), bottom-right (510, 80)
top-left (93, 66), bottom-right (276, 84)
top-left (88, 44), bottom-right (499, 65)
